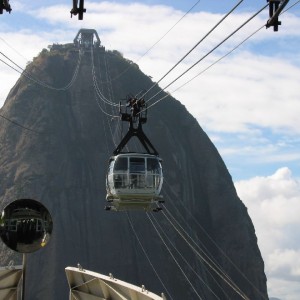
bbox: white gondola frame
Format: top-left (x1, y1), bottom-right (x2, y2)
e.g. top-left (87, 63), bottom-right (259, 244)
top-left (106, 153), bottom-right (163, 211)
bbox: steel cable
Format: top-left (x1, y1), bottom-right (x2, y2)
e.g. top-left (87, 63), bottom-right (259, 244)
top-left (150, 212), bottom-right (223, 300)
top-left (0, 50), bottom-right (82, 91)
top-left (126, 212), bottom-right (174, 300)
top-left (146, 212), bottom-right (204, 300)
top-left (161, 210), bottom-right (250, 300)
top-left (143, 0), bottom-right (298, 113)
top-left (145, 3), bottom-right (268, 105)
top-left (140, 0), bottom-right (245, 100)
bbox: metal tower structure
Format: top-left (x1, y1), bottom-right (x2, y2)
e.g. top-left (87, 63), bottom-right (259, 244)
top-left (73, 29), bottom-right (104, 50)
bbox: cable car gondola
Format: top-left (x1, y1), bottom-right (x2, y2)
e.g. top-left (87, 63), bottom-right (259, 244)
top-left (105, 96), bottom-right (164, 212)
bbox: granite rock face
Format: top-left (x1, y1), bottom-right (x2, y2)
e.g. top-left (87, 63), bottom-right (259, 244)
top-left (0, 45), bottom-right (268, 299)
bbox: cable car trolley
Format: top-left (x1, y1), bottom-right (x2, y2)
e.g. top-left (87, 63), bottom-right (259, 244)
top-left (105, 96), bottom-right (164, 212)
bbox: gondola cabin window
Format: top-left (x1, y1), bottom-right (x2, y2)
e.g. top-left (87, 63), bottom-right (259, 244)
top-left (146, 158), bottom-right (161, 189)
top-left (106, 154), bottom-right (163, 195)
top-left (129, 157), bottom-right (145, 189)
top-left (113, 157), bottom-right (128, 189)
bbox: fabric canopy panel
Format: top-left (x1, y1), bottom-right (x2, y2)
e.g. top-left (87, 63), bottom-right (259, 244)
top-left (65, 266), bottom-right (166, 300)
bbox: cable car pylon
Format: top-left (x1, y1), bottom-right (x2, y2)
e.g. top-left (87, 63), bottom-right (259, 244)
top-left (105, 96), bottom-right (164, 212)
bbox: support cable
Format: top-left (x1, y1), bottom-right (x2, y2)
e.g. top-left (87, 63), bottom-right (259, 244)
top-left (146, 212), bottom-right (204, 300)
top-left (97, 0), bottom-right (202, 84)
top-left (162, 205), bottom-right (245, 296)
top-left (0, 51), bottom-right (82, 91)
top-left (163, 189), bottom-right (231, 276)
top-left (96, 50), bottom-right (114, 154)
top-left (163, 180), bottom-right (269, 299)
top-left (169, 0), bottom-right (300, 94)
top-left (126, 212), bottom-right (174, 300)
top-left (100, 50), bottom-right (119, 146)
top-left (150, 213), bottom-right (222, 300)
top-left (92, 93), bottom-right (118, 118)
top-left (143, 0), bottom-right (298, 113)
top-left (0, 113), bottom-right (41, 134)
top-left (91, 54), bottom-right (118, 118)
top-left (1, 2), bottom-right (298, 136)
top-left (145, 3), bottom-right (268, 105)
top-left (137, 0), bottom-right (202, 61)
top-left (91, 47), bottom-right (118, 107)
top-left (286, 0), bottom-right (300, 10)
top-left (104, 53), bottom-right (118, 112)
top-left (0, 37), bottom-right (28, 62)
top-left (158, 197), bottom-right (231, 299)
top-left (90, 46), bottom-right (119, 118)
top-left (161, 210), bottom-right (250, 300)
top-left (140, 0), bottom-right (245, 100)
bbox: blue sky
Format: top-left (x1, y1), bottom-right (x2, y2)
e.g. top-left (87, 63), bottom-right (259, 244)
top-left (1, 1), bottom-right (300, 299)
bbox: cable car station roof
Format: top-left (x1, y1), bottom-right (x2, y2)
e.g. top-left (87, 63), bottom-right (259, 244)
top-left (0, 264), bottom-right (23, 300)
top-left (65, 266), bottom-right (166, 300)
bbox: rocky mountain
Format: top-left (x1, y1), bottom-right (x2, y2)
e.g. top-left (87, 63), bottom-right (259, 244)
top-left (0, 38), bottom-right (268, 299)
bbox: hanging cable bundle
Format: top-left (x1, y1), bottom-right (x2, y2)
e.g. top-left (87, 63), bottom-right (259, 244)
top-left (0, 50), bottom-right (82, 91)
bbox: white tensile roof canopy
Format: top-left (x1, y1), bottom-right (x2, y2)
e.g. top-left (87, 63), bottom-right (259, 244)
top-left (0, 264), bottom-right (23, 300)
top-left (65, 266), bottom-right (166, 300)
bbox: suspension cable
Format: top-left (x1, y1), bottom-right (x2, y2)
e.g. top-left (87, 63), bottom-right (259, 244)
top-left (90, 45), bottom-right (119, 118)
top-left (143, 24), bottom-right (264, 112)
top-left (102, 49), bottom-right (122, 143)
top-left (163, 195), bottom-right (232, 274)
top-left (169, 0), bottom-right (300, 93)
top-left (0, 51), bottom-right (82, 91)
top-left (140, 0), bottom-right (245, 100)
top-left (126, 212), bottom-right (174, 300)
top-left (160, 191), bottom-right (232, 299)
top-left (138, 0), bottom-right (202, 62)
top-left (145, 3), bottom-right (268, 105)
top-left (146, 212), bottom-right (204, 300)
top-left (161, 210), bottom-right (250, 300)
top-left (162, 206), bottom-right (250, 297)
top-left (164, 182), bottom-right (269, 300)
top-left (97, 0), bottom-right (202, 85)
top-left (91, 47), bottom-right (119, 107)
top-left (0, 113), bottom-right (41, 134)
top-left (98, 49), bottom-right (120, 146)
top-left (142, 0), bottom-right (298, 113)
top-left (0, 36), bottom-right (29, 62)
top-left (150, 213), bottom-right (222, 300)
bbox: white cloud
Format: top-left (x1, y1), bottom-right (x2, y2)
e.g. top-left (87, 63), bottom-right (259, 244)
top-left (268, 249), bottom-right (300, 279)
top-left (268, 277), bottom-right (300, 300)
top-left (173, 50), bottom-right (300, 135)
top-left (235, 168), bottom-right (300, 300)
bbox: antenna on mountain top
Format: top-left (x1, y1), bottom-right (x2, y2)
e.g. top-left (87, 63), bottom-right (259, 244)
top-left (266, 0), bottom-right (289, 31)
top-left (70, 0), bottom-right (86, 20)
top-left (0, 0), bottom-right (12, 14)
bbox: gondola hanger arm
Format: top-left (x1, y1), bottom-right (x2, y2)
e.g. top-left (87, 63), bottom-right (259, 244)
top-left (266, 0), bottom-right (289, 31)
